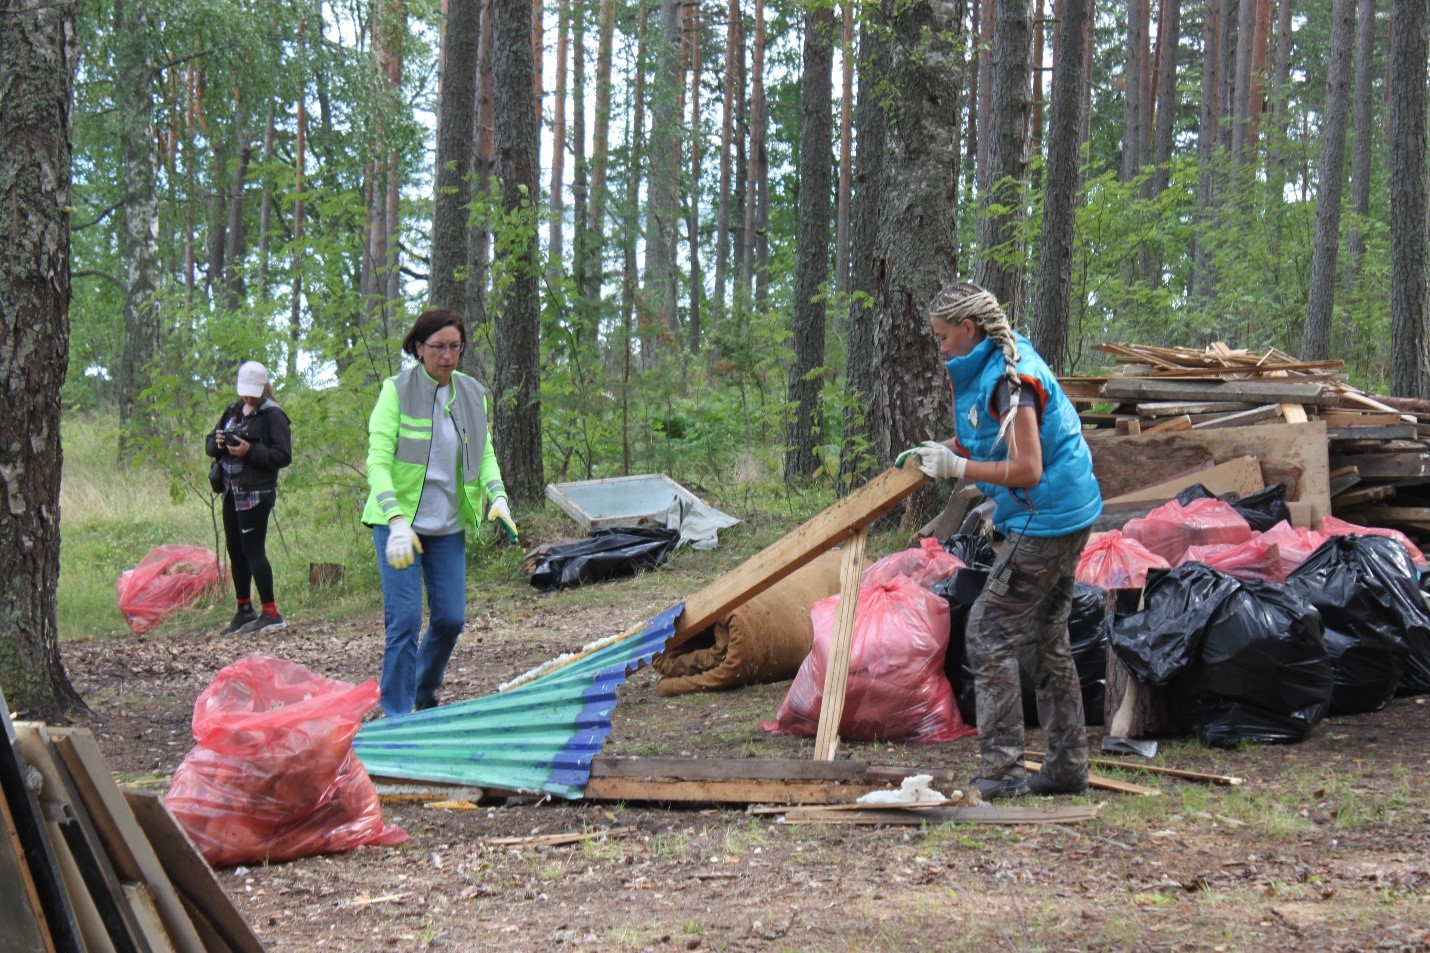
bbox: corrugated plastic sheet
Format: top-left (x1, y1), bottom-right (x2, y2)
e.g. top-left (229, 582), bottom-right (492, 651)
top-left (353, 602), bottom-right (683, 799)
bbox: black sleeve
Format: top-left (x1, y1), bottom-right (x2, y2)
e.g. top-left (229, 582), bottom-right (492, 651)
top-left (991, 379), bottom-right (1038, 418)
top-left (246, 409), bottom-right (293, 473)
top-left (205, 406), bottom-right (232, 459)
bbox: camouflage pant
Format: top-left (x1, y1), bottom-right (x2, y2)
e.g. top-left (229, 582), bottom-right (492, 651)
top-left (965, 528), bottom-right (1091, 783)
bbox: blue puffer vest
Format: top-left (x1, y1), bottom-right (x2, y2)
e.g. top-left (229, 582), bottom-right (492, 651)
top-left (946, 333), bottom-right (1103, 538)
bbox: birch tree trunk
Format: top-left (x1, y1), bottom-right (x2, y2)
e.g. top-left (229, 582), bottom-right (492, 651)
top-left (0, 0), bottom-right (84, 719)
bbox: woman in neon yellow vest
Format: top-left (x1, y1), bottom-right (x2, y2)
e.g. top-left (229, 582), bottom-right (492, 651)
top-left (363, 308), bottom-right (518, 716)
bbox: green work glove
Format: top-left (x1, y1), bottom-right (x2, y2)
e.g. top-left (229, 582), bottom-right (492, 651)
top-left (488, 497), bottom-right (518, 544)
top-left (895, 447), bottom-right (921, 469)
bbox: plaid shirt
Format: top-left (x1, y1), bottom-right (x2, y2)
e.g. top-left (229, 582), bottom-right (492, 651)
top-left (219, 456), bottom-right (267, 511)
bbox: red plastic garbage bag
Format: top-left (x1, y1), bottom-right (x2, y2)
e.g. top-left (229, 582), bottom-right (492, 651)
top-left (1183, 536), bottom-right (1285, 583)
top-left (861, 537), bottom-right (967, 589)
top-left (1076, 530), bottom-right (1170, 589)
top-left (116, 544), bottom-right (224, 635)
top-left (1320, 515), bottom-right (1428, 570)
top-left (1260, 521), bottom-right (1330, 580)
top-left (1123, 498), bottom-right (1253, 564)
top-left (763, 577), bottom-right (973, 742)
top-left (165, 655), bottom-right (407, 868)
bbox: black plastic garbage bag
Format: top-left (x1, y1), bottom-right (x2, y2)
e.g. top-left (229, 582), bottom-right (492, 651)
top-left (1111, 563), bottom-right (1240, 685)
top-left (1175, 483), bottom-right (1290, 532)
top-left (933, 573), bottom-right (1107, 728)
top-left (1112, 563), bottom-right (1333, 747)
top-left (1287, 535), bottom-right (1418, 713)
top-left (940, 533), bottom-right (996, 569)
top-left (529, 527), bottom-right (681, 591)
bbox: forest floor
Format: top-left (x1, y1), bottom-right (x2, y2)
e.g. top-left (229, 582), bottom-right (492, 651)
top-left (62, 547), bottom-right (1430, 953)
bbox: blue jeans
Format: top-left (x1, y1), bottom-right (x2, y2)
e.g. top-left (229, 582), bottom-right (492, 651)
top-left (373, 525), bottom-right (467, 716)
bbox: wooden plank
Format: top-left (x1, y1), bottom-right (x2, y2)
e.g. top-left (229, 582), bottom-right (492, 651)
top-left (1102, 377), bottom-right (1338, 406)
top-left (121, 885), bottom-right (178, 953)
top-left (0, 696), bottom-right (85, 953)
top-left (1115, 417), bottom-right (1142, 436)
top-left (13, 725), bottom-right (150, 953)
top-left (916, 481), bottom-right (984, 544)
top-left (1329, 467), bottom-right (1362, 497)
top-left (589, 757), bottom-right (868, 781)
top-left (1319, 412), bottom-right (1404, 427)
top-left (1025, 752), bottom-right (1244, 786)
top-left (1336, 505), bottom-right (1430, 525)
top-left (49, 730), bottom-right (207, 953)
top-left (1088, 422), bottom-right (1331, 522)
top-left (1142, 415), bottom-right (1192, 434)
top-left (1023, 760), bottom-right (1161, 796)
top-left (1190, 404), bottom-right (1285, 430)
top-left (777, 804), bottom-right (1102, 825)
top-left (581, 776), bottom-right (892, 805)
top-left (1328, 451), bottom-right (1430, 481)
top-left (671, 465), bottom-right (927, 650)
top-left (1136, 400), bottom-right (1257, 417)
top-left (1325, 425), bottom-right (1419, 441)
top-left (1104, 455), bottom-right (1263, 505)
top-left (123, 791), bottom-right (264, 953)
top-left (813, 527), bottom-right (868, 761)
top-left (485, 827), bottom-right (637, 848)
top-left (0, 780), bottom-right (53, 953)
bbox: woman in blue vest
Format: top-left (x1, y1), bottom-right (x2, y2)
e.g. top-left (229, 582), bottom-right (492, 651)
top-left (900, 282), bottom-right (1103, 800)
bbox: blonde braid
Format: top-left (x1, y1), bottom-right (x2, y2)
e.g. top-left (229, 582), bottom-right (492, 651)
top-left (929, 282), bottom-right (1021, 453)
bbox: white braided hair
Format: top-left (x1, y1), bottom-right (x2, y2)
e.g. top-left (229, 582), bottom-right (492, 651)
top-left (929, 281), bottom-right (1021, 453)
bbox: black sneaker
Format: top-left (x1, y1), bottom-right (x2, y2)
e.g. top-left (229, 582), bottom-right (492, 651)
top-left (413, 696), bottom-right (440, 712)
top-left (972, 776), bottom-right (1031, 801)
top-left (223, 605), bottom-right (256, 634)
top-left (1027, 772), bottom-right (1089, 796)
top-left (238, 612), bottom-right (287, 634)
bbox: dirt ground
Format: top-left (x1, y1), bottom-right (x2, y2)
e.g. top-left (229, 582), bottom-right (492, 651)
top-left (63, 569), bottom-right (1430, 953)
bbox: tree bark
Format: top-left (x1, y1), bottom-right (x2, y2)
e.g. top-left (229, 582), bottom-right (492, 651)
top-left (431, 0), bottom-right (480, 313)
top-left (1151, 0), bottom-right (1182, 196)
top-left (973, 0), bottom-right (1030, 321)
top-left (1031, 0), bottom-right (1092, 374)
top-left (714, 0), bottom-right (741, 320)
top-left (644, 0), bottom-right (684, 346)
top-left (582, 0), bottom-right (615, 318)
top-left (834, 0), bottom-right (855, 298)
top-left (257, 103), bottom-right (277, 297)
top-left (548, 0), bottom-right (569, 282)
top-left (114, 0), bottom-right (161, 452)
top-left (1301, 0), bottom-right (1356, 362)
top-left (0, 0), bottom-right (84, 719)
top-left (1344, 0), bottom-right (1376, 297)
top-left (686, 0), bottom-right (703, 353)
top-left (748, 0), bottom-right (770, 311)
top-left (844, 0), bottom-right (964, 487)
top-left (1190, 0), bottom-right (1224, 303)
top-left (1387, 0), bottom-right (1429, 396)
top-left (463, 0), bottom-right (495, 381)
top-left (222, 103), bottom-right (251, 311)
top-left (492, 0), bottom-right (545, 502)
top-left (786, 1), bottom-right (835, 479)
top-left (1122, 0), bottom-right (1149, 182)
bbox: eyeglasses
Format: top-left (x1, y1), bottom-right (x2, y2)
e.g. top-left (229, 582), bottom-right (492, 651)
top-left (422, 342), bottom-right (464, 355)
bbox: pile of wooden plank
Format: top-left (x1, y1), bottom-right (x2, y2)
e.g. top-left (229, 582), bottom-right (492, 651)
top-left (1, 691), bottom-right (262, 953)
top-left (1065, 342), bottom-right (1430, 537)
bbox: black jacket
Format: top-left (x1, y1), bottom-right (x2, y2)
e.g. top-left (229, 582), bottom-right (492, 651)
top-left (205, 399), bottom-right (293, 493)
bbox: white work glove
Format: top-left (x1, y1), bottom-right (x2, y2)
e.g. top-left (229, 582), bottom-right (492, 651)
top-left (487, 497), bottom-right (518, 543)
top-left (385, 517), bottom-right (423, 569)
top-left (909, 441), bottom-right (968, 480)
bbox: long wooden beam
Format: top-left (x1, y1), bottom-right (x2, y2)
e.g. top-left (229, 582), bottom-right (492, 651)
top-left (670, 465), bottom-right (927, 650)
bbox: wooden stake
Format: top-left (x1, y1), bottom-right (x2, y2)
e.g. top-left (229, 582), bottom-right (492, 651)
top-left (1026, 751), bottom-right (1244, 786)
top-left (813, 526), bottom-right (867, 761)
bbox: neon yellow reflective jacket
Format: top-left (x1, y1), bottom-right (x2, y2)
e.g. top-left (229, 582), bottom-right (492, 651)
top-left (361, 365), bottom-right (506, 529)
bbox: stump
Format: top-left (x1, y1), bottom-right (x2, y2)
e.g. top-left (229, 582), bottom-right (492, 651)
top-left (309, 562), bottom-right (344, 588)
top-left (1103, 646), bottom-right (1180, 737)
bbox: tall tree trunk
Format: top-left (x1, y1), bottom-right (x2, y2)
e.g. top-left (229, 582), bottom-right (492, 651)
top-left (257, 103), bottom-right (277, 297)
top-left (1151, 0), bottom-right (1181, 195)
top-left (1230, 0), bottom-right (1256, 160)
top-left (548, 0), bottom-right (568, 282)
top-left (1123, 0), bottom-right (1148, 183)
top-left (686, 0), bottom-right (703, 353)
top-left (834, 0), bottom-right (855, 298)
top-left (644, 0), bottom-right (683, 346)
top-left (1216, 0), bottom-right (1237, 152)
top-left (845, 0), bottom-right (964, 485)
top-left (1387, 0), bottom-right (1428, 396)
top-left (222, 102), bottom-right (251, 312)
top-left (571, 0), bottom-right (592, 341)
top-left (786, 0), bottom-right (834, 479)
top-left (431, 0), bottom-right (480, 313)
top-left (1344, 0), bottom-right (1376, 296)
top-left (582, 0), bottom-right (614, 314)
top-left (463, 0), bottom-right (495, 381)
top-left (973, 0), bottom-right (1030, 320)
top-left (115, 0), bottom-right (161, 453)
top-left (1300, 0), bottom-right (1357, 361)
top-left (1190, 0), bottom-right (1224, 303)
top-left (492, 0), bottom-right (545, 502)
top-left (1029, 0), bottom-right (1044, 191)
top-left (1266, 0), bottom-right (1293, 187)
top-left (205, 142), bottom-right (228, 298)
top-left (714, 0), bottom-right (740, 320)
top-left (0, 0), bottom-right (84, 720)
top-left (747, 0), bottom-right (769, 310)
top-left (289, 50), bottom-right (308, 381)
top-left (1031, 0), bottom-right (1092, 374)
top-left (623, 9), bottom-right (647, 375)
top-left (974, 0), bottom-right (992, 197)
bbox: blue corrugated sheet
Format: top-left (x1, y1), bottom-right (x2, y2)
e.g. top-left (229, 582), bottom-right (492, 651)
top-left (353, 602), bottom-right (683, 798)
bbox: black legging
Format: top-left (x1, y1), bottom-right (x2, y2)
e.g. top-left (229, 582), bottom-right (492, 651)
top-left (222, 492), bottom-right (275, 604)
